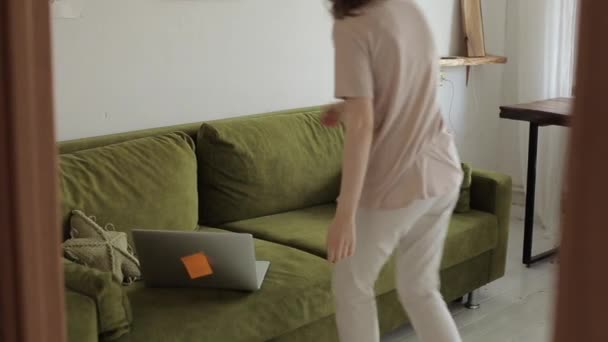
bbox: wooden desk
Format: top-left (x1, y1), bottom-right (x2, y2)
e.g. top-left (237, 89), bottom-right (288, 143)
top-left (500, 97), bottom-right (573, 267)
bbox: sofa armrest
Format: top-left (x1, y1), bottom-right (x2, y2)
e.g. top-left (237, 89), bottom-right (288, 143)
top-left (64, 259), bottom-right (132, 341)
top-left (66, 289), bottom-right (99, 342)
top-left (470, 169), bottom-right (512, 281)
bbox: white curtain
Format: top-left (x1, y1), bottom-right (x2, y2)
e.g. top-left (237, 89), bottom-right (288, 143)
top-left (502, 0), bottom-right (578, 242)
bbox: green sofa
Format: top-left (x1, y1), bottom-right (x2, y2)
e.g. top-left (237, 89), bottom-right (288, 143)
top-left (59, 107), bottom-right (512, 342)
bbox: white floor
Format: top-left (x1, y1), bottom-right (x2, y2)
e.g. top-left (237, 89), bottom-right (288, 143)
top-left (383, 205), bottom-right (559, 342)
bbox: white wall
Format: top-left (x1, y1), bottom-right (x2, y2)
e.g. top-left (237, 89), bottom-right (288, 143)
top-left (53, 0), bottom-right (336, 140)
top-left (52, 0), bottom-right (470, 141)
top-left (53, 0), bottom-right (510, 178)
top-left (416, 0), bottom-right (465, 56)
top-left (437, 0), bottom-right (508, 172)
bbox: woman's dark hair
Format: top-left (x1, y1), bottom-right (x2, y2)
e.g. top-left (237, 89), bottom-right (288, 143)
top-left (331, 0), bottom-right (374, 19)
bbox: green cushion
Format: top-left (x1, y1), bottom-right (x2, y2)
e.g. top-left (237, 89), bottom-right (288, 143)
top-left (66, 290), bottom-right (98, 342)
top-left (64, 259), bottom-right (132, 341)
top-left (197, 110), bottom-right (344, 225)
top-left (441, 210), bottom-right (498, 268)
top-left (221, 204), bottom-right (498, 271)
top-left (455, 163), bottom-right (473, 213)
top-left (219, 204), bottom-right (396, 296)
top-left (223, 205), bottom-right (335, 258)
top-left (117, 228), bottom-right (334, 342)
top-left (270, 252), bottom-right (496, 342)
top-left (59, 132), bottom-right (198, 242)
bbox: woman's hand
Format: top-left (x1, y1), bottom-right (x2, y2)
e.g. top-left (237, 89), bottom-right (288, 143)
top-left (321, 102), bottom-right (345, 127)
top-left (327, 215), bottom-right (356, 263)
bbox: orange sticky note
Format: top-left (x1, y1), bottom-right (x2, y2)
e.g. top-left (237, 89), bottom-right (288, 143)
top-left (181, 252), bottom-right (213, 279)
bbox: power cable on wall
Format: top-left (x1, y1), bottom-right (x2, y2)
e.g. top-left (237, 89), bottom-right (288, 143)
top-left (440, 72), bottom-right (457, 134)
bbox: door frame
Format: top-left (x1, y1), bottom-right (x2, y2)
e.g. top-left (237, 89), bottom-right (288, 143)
top-left (0, 0), bottom-right (65, 341)
top-left (554, 1), bottom-right (608, 341)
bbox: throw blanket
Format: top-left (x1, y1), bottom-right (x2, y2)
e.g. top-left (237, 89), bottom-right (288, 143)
top-left (64, 258), bottom-right (132, 341)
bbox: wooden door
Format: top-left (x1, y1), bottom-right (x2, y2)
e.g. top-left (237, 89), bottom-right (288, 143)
top-left (554, 1), bottom-right (608, 341)
top-left (0, 0), bottom-right (65, 341)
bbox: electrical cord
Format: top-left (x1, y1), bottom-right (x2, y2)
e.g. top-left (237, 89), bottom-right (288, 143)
top-left (442, 75), bottom-right (456, 134)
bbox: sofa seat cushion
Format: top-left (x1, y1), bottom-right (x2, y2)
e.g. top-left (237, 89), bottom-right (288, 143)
top-left (218, 204), bottom-right (394, 295)
top-left (59, 132), bottom-right (199, 242)
top-left (221, 204), bottom-right (499, 271)
top-left (119, 228), bottom-right (334, 342)
top-left (441, 210), bottom-right (499, 269)
top-left (222, 205), bottom-right (334, 258)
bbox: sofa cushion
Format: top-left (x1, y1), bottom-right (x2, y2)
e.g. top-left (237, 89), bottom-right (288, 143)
top-left (60, 132), bottom-right (198, 242)
top-left (455, 163), bottom-right (473, 213)
top-left (441, 210), bottom-right (499, 269)
top-left (118, 228), bottom-right (334, 342)
top-left (197, 110), bottom-right (344, 225)
top-left (220, 204), bottom-right (499, 270)
top-left (218, 204), bottom-right (401, 295)
top-left (222, 205), bottom-right (334, 257)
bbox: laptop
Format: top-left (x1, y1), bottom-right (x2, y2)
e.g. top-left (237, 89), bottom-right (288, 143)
top-left (132, 230), bottom-right (270, 291)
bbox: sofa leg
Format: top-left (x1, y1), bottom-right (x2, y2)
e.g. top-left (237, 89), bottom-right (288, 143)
top-left (465, 291), bottom-right (480, 310)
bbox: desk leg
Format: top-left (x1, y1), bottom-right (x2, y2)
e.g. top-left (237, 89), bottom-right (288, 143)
top-left (523, 123), bottom-right (558, 267)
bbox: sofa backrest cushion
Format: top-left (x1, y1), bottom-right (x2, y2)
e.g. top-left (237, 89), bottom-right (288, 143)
top-left (60, 132), bottom-right (198, 241)
top-left (197, 110), bottom-right (344, 225)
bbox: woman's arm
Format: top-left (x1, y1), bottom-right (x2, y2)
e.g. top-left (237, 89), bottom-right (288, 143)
top-left (326, 97), bottom-right (374, 263)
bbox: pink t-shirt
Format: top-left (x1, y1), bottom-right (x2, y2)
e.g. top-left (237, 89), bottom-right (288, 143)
top-left (334, 0), bottom-right (463, 209)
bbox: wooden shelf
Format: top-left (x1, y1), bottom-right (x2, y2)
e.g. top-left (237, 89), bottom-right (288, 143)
top-left (440, 55), bottom-right (507, 67)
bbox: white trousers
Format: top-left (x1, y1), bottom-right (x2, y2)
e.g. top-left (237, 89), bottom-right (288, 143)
top-left (333, 191), bottom-right (462, 342)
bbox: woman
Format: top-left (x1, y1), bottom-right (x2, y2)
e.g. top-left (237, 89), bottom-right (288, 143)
top-left (322, 0), bottom-right (464, 341)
